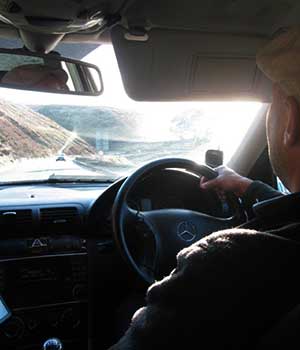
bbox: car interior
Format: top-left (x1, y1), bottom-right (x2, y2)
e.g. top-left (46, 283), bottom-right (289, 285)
top-left (0, 1), bottom-right (299, 349)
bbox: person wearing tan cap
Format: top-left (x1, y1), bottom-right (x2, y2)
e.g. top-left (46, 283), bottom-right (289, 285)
top-left (1, 63), bottom-right (69, 92)
top-left (200, 27), bottom-right (300, 203)
top-left (109, 28), bottom-right (300, 350)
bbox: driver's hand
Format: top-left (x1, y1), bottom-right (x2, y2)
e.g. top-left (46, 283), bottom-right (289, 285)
top-left (199, 166), bottom-right (253, 197)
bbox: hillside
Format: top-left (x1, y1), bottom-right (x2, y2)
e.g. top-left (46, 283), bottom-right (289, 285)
top-left (0, 99), bottom-right (95, 166)
top-left (33, 105), bottom-right (141, 145)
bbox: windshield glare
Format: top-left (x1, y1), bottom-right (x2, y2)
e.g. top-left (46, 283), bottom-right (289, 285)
top-left (0, 45), bottom-right (262, 184)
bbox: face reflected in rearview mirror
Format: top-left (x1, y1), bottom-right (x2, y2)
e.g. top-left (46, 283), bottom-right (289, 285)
top-left (0, 49), bottom-right (103, 96)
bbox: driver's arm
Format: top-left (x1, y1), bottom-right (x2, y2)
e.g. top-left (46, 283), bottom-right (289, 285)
top-left (200, 166), bottom-right (283, 217)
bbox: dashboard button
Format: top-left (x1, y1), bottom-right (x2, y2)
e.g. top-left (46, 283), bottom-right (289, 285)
top-left (3, 316), bottom-right (25, 339)
top-left (27, 318), bottom-right (38, 330)
top-left (72, 284), bottom-right (87, 299)
top-left (60, 308), bottom-right (80, 329)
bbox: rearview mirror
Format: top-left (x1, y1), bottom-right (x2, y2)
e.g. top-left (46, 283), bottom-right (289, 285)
top-left (0, 48), bottom-right (103, 96)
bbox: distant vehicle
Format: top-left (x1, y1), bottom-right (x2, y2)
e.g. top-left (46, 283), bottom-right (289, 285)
top-left (56, 153), bottom-right (66, 161)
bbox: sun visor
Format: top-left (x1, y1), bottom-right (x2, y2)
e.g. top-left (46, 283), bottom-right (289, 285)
top-left (111, 26), bottom-right (272, 102)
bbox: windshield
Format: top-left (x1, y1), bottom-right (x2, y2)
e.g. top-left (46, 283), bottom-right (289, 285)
top-left (0, 44), bottom-right (263, 184)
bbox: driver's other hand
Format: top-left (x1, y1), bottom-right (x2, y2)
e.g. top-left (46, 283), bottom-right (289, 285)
top-left (199, 166), bottom-right (253, 197)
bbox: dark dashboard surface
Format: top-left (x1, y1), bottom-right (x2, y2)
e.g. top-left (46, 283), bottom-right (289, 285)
top-left (0, 169), bottom-right (224, 240)
top-left (0, 170), bottom-right (223, 349)
top-left (0, 183), bottom-right (107, 207)
top-left (0, 183), bottom-right (109, 240)
top-left (0, 183), bottom-right (109, 349)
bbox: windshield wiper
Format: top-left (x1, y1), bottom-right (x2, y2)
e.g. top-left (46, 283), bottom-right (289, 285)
top-left (0, 174), bottom-right (118, 186)
top-left (47, 173), bottom-right (117, 183)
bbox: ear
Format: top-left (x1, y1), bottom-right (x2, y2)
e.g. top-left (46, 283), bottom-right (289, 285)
top-left (283, 96), bottom-right (300, 147)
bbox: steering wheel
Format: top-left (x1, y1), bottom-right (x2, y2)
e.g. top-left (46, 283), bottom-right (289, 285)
top-left (112, 158), bottom-right (245, 284)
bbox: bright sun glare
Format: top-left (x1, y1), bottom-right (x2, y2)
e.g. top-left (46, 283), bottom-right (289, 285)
top-left (0, 44), bottom-right (263, 163)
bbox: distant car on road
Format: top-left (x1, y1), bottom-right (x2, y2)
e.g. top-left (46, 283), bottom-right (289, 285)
top-left (56, 153), bottom-right (66, 161)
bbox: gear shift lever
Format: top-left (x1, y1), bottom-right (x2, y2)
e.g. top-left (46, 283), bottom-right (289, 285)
top-left (43, 338), bottom-right (63, 350)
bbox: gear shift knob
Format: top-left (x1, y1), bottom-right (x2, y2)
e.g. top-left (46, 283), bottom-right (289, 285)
top-left (43, 338), bottom-right (63, 350)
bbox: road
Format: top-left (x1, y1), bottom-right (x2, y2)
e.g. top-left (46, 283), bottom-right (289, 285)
top-left (0, 156), bottom-right (103, 182)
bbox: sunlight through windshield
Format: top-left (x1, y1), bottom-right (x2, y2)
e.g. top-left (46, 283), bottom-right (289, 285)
top-left (0, 45), bottom-right (262, 183)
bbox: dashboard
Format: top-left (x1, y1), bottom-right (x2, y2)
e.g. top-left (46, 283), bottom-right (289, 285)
top-left (0, 169), bottom-right (223, 349)
top-left (0, 183), bottom-right (105, 350)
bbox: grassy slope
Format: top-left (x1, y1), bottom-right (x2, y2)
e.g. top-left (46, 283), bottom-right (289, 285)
top-left (0, 99), bottom-right (95, 165)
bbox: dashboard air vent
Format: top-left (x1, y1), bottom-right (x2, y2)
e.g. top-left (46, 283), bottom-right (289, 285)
top-left (40, 207), bottom-right (81, 233)
top-left (0, 209), bottom-right (33, 235)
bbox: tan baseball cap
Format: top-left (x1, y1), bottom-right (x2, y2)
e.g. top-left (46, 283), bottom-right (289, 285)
top-left (257, 27), bottom-right (300, 101)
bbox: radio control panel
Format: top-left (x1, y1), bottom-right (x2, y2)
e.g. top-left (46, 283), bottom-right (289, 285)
top-left (0, 252), bottom-right (87, 309)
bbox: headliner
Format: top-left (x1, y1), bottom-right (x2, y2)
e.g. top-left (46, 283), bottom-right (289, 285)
top-left (0, 1), bottom-right (300, 44)
top-left (0, 38), bottom-right (100, 59)
top-left (1, 1), bottom-right (300, 101)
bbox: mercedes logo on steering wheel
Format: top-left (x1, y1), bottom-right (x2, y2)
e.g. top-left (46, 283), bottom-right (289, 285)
top-left (177, 221), bottom-right (197, 242)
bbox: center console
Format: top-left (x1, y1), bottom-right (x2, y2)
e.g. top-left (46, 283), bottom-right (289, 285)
top-left (0, 237), bottom-right (87, 349)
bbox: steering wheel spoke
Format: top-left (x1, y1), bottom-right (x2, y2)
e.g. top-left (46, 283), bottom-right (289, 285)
top-left (122, 203), bottom-right (140, 225)
top-left (141, 208), bottom-right (236, 278)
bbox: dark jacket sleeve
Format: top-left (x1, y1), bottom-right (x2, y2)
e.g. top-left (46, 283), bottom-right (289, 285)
top-left (109, 229), bottom-right (300, 350)
top-left (241, 181), bottom-right (283, 218)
